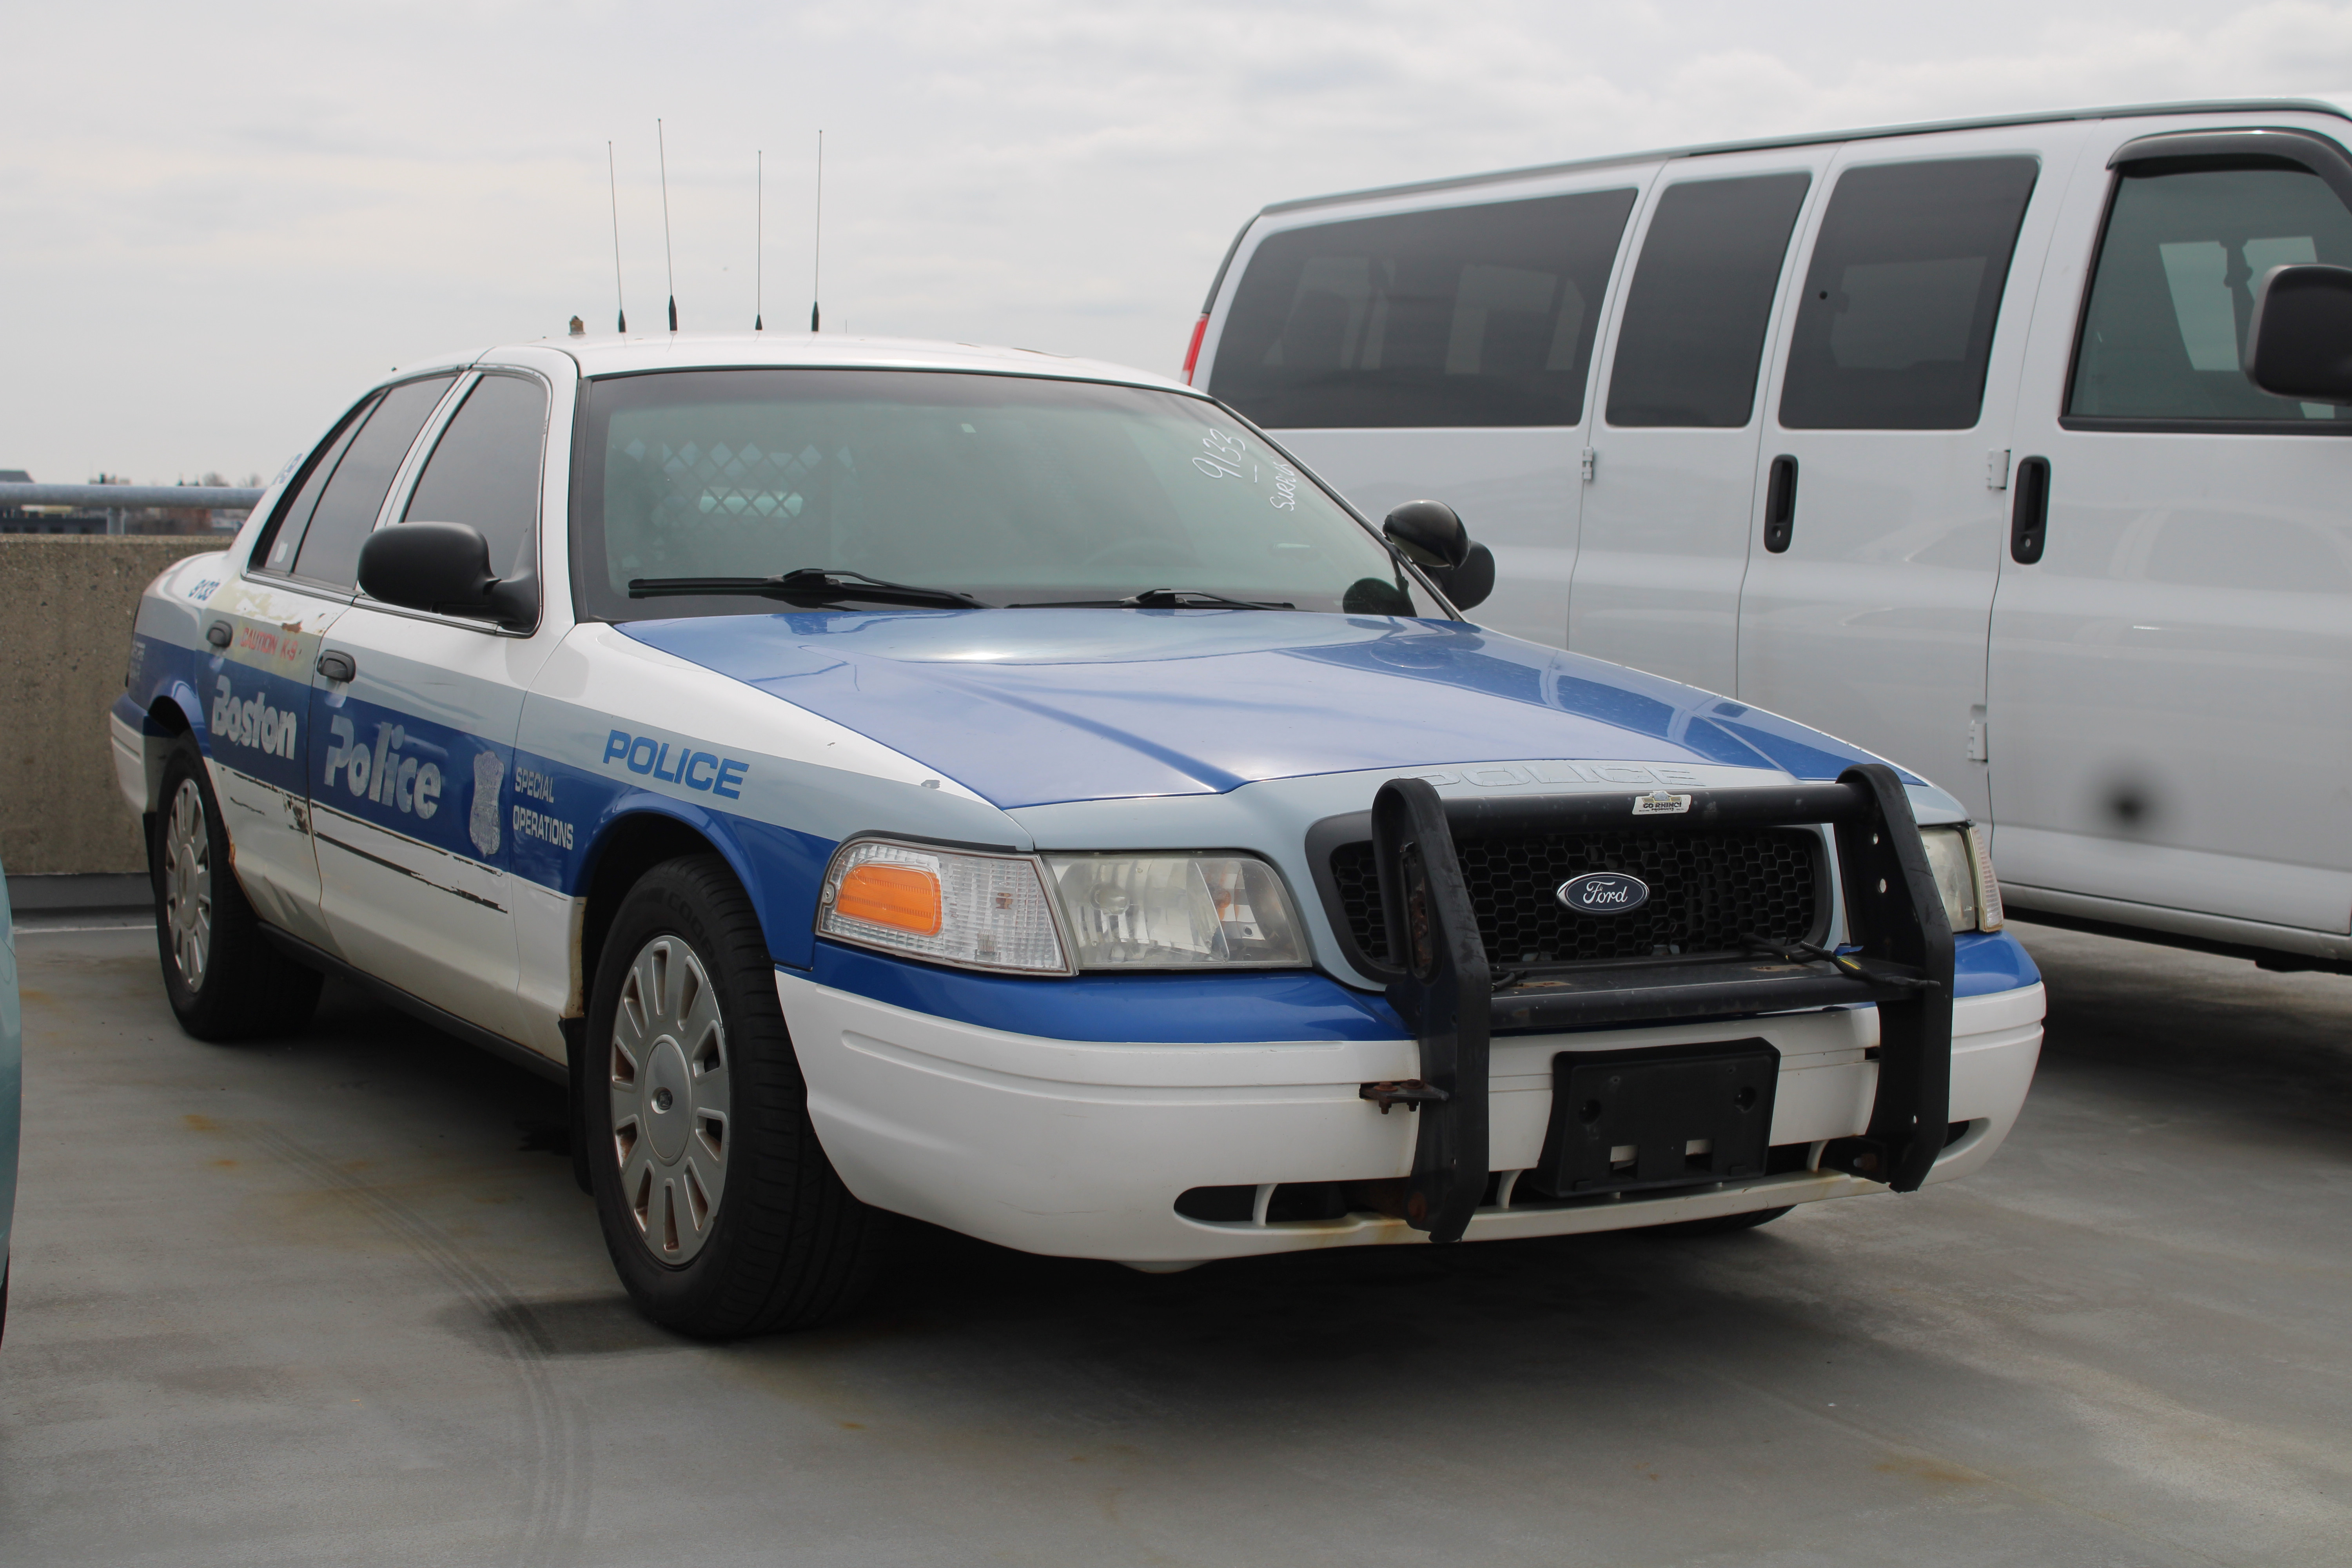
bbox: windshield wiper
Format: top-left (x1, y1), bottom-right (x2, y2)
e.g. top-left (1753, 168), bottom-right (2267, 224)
top-left (628, 568), bottom-right (980, 610)
top-left (1009, 587), bottom-right (1294, 610)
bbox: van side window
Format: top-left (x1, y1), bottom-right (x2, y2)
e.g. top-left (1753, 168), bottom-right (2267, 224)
top-left (1606, 173), bottom-right (1812, 428)
top-left (1779, 158), bottom-right (2040, 430)
top-left (1208, 189), bottom-right (1637, 428)
top-left (254, 394), bottom-right (380, 575)
top-left (399, 374), bottom-right (550, 581)
top-left (289, 375), bottom-right (458, 588)
top-left (2068, 163), bottom-right (2352, 425)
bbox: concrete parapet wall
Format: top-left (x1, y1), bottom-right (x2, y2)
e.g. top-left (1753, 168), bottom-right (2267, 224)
top-left (1, 537), bottom-right (226, 875)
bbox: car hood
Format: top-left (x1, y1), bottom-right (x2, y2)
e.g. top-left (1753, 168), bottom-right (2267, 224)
top-left (619, 609), bottom-right (1897, 811)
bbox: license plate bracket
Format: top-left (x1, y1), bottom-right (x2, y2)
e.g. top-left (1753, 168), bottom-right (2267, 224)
top-left (1531, 1038), bottom-right (1780, 1198)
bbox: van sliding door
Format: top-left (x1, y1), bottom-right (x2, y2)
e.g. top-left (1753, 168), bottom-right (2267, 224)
top-left (1203, 185), bottom-right (1641, 646)
top-left (1567, 157), bottom-right (1824, 695)
top-left (1736, 127), bottom-right (2082, 824)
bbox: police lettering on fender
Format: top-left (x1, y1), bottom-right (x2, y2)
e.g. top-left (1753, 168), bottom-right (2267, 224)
top-left (603, 729), bottom-right (748, 799)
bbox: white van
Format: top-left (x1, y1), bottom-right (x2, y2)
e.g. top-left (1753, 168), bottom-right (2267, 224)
top-left (1188, 99), bottom-right (2352, 975)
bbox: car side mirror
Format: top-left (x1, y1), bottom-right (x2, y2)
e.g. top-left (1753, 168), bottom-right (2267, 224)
top-left (2246, 263), bottom-right (2352, 404)
top-left (358, 521), bottom-right (537, 630)
top-left (1382, 499), bottom-right (1494, 611)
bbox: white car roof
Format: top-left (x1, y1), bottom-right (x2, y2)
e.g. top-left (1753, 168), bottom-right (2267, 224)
top-left (402, 332), bottom-right (1195, 392)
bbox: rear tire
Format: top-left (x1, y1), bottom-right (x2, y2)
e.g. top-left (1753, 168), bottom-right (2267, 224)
top-left (152, 737), bottom-right (323, 1040)
top-left (586, 854), bottom-right (889, 1338)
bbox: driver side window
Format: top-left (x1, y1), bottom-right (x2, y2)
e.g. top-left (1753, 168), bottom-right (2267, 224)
top-left (2069, 163), bottom-right (2352, 424)
top-left (399, 373), bottom-right (550, 580)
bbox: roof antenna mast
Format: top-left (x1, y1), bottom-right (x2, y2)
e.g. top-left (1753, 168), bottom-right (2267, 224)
top-left (810, 129), bottom-right (823, 333)
top-left (658, 118), bottom-right (678, 333)
top-left (606, 140), bottom-right (627, 334)
top-left (755, 150), bottom-right (764, 331)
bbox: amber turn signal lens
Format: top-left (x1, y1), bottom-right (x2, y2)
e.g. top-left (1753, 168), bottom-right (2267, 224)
top-left (835, 862), bottom-right (942, 935)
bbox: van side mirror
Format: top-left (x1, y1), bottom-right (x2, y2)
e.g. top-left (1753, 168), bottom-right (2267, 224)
top-left (358, 521), bottom-right (537, 630)
top-left (1382, 500), bottom-right (1494, 611)
top-left (2245, 263), bottom-right (2352, 404)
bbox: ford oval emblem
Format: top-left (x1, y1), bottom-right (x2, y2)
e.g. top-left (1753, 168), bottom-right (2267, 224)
top-left (1557, 871), bottom-right (1650, 915)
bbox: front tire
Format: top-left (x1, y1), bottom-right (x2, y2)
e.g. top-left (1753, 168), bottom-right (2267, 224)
top-left (152, 737), bottom-right (322, 1040)
top-left (587, 855), bottom-right (889, 1338)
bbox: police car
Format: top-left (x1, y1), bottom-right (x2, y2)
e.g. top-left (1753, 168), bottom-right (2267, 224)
top-left (112, 334), bottom-right (2045, 1337)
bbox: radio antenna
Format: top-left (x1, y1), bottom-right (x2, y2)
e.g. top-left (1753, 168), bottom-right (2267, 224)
top-left (606, 141), bottom-right (627, 334)
top-left (658, 118), bottom-right (678, 333)
top-left (754, 149), bottom-right (764, 331)
top-left (810, 129), bottom-right (823, 333)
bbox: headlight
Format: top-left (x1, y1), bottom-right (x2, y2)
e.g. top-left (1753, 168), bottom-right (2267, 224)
top-left (1046, 854), bottom-right (1307, 970)
top-left (1919, 825), bottom-right (2002, 934)
top-left (817, 840), bottom-right (1071, 974)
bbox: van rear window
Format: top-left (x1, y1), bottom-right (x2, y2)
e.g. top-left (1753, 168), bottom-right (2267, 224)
top-left (1779, 157), bottom-right (2039, 430)
top-left (1208, 189), bottom-right (1636, 429)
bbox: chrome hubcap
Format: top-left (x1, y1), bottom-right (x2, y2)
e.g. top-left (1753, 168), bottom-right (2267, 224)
top-left (162, 778), bottom-right (213, 992)
top-left (610, 935), bottom-right (730, 1265)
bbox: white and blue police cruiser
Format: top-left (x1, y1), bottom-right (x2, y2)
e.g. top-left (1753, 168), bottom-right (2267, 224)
top-left (113, 333), bottom-right (2044, 1336)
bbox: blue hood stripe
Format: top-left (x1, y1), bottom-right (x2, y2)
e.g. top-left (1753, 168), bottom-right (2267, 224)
top-left (620, 609), bottom-right (1895, 809)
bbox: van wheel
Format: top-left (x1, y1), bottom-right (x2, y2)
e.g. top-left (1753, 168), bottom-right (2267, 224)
top-left (153, 737), bottom-right (323, 1040)
top-left (586, 855), bottom-right (889, 1338)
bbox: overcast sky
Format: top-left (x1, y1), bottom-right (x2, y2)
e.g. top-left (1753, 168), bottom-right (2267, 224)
top-left (10, 0), bottom-right (2352, 484)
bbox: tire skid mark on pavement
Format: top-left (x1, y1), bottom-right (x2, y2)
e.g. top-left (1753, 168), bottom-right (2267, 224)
top-left (251, 1126), bottom-right (593, 1567)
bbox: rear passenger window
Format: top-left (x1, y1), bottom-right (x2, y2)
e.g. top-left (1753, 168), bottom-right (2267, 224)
top-left (1779, 157), bottom-right (2040, 430)
top-left (2069, 162), bottom-right (2352, 425)
top-left (288, 375), bottom-right (457, 587)
top-left (399, 374), bottom-right (549, 580)
top-left (1209, 189), bottom-right (1638, 428)
top-left (1606, 173), bottom-right (1813, 428)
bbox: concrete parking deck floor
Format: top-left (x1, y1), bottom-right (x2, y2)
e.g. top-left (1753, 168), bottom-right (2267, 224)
top-left (1, 920), bottom-right (2347, 1567)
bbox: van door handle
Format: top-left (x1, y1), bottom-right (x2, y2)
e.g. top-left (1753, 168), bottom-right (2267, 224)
top-left (1763, 455), bottom-right (1798, 553)
top-left (316, 650), bottom-right (358, 683)
top-left (2010, 456), bottom-right (2051, 564)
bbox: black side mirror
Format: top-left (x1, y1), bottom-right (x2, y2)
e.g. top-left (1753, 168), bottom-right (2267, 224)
top-left (2246, 263), bottom-right (2352, 403)
top-left (1382, 499), bottom-right (1494, 611)
top-left (358, 521), bottom-right (537, 630)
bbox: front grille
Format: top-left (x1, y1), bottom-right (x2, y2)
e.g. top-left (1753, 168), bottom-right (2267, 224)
top-left (1327, 827), bottom-right (1822, 970)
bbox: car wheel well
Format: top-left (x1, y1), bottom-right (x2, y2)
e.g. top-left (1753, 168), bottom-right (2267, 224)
top-left (579, 814), bottom-right (731, 993)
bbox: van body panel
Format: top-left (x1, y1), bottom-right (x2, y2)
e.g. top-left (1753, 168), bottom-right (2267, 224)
top-left (1565, 150), bottom-right (1835, 697)
top-left (1268, 428), bottom-right (1582, 647)
top-left (1735, 124), bottom-right (2098, 826)
top-left (1989, 107), bottom-right (2352, 933)
top-left (1203, 169), bottom-right (1658, 651)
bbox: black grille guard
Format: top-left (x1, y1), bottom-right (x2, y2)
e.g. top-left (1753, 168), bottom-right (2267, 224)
top-left (1368, 764), bottom-right (1955, 1243)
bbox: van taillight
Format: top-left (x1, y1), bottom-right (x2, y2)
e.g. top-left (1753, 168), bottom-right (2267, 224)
top-left (1182, 314), bottom-right (1209, 385)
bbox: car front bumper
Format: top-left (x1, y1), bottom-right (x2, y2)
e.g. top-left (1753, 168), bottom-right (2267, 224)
top-left (779, 971), bottom-right (2043, 1266)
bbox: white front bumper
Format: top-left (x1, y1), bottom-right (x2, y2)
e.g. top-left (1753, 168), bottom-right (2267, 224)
top-left (779, 971), bottom-right (2044, 1265)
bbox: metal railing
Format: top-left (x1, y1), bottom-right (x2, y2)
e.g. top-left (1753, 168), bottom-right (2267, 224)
top-left (0, 483), bottom-right (265, 535)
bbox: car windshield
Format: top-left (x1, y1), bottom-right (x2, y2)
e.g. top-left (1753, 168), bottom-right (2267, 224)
top-left (568, 368), bottom-right (1446, 621)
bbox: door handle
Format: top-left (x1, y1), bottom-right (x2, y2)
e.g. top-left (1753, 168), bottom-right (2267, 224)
top-left (2010, 456), bottom-right (2051, 564)
top-left (1763, 455), bottom-right (1798, 553)
top-left (316, 650), bottom-right (358, 683)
